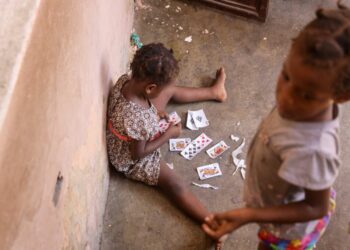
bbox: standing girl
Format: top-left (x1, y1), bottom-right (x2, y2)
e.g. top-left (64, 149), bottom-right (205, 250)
top-left (203, 4), bottom-right (350, 250)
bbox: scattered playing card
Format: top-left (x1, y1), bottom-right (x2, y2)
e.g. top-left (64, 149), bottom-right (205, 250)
top-left (197, 163), bottom-right (222, 180)
top-left (169, 138), bottom-right (191, 151)
top-left (206, 140), bottom-right (230, 159)
top-left (191, 109), bottom-right (209, 128)
top-left (186, 111), bottom-right (198, 130)
top-left (180, 133), bottom-right (212, 160)
top-left (158, 111), bottom-right (181, 133)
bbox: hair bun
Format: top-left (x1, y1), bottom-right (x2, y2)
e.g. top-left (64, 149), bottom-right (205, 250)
top-left (335, 27), bottom-right (350, 54)
top-left (316, 8), bottom-right (326, 19)
top-left (313, 39), bottom-right (344, 59)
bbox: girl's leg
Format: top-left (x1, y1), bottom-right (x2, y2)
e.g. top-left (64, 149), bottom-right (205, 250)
top-left (157, 160), bottom-right (209, 223)
top-left (151, 68), bottom-right (227, 111)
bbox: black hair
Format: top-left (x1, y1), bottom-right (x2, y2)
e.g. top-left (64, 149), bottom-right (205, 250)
top-left (130, 43), bottom-right (179, 86)
top-left (293, 1), bottom-right (350, 101)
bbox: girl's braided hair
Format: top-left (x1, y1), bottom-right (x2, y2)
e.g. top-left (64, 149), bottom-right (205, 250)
top-left (130, 43), bottom-right (179, 86)
top-left (293, 1), bottom-right (350, 102)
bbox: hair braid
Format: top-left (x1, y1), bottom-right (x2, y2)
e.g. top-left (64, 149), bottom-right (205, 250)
top-left (130, 43), bottom-right (179, 86)
top-left (293, 2), bottom-right (350, 101)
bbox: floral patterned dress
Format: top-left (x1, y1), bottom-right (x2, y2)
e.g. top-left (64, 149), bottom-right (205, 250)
top-left (106, 74), bottom-right (161, 185)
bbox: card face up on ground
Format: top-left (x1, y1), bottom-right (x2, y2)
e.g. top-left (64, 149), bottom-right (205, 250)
top-left (186, 109), bottom-right (209, 130)
top-left (197, 163), bottom-right (222, 180)
top-left (180, 133), bottom-right (212, 160)
top-left (169, 138), bottom-right (191, 151)
top-left (206, 140), bottom-right (230, 159)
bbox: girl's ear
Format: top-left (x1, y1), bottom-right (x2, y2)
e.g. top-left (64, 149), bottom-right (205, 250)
top-left (145, 83), bottom-right (158, 95)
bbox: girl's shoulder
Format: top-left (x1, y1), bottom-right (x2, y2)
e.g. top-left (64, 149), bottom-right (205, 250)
top-left (107, 74), bottom-right (130, 117)
top-left (114, 74), bottom-right (130, 92)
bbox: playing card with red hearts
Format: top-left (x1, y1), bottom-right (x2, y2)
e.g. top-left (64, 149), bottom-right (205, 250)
top-left (206, 140), bottom-right (230, 159)
top-left (158, 111), bottom-right (181, 133)
top-left (180, 133), bottom-right (212, 160)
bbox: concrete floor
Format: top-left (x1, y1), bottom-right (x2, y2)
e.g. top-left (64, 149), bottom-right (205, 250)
top-left (101, 0), bottom-right (350, 249)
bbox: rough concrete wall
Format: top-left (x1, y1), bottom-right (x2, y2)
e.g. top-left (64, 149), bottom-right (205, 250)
top-left (0, 1), bottom-right (133, 249)
top-left (0, 0), bottom-right (40, 129)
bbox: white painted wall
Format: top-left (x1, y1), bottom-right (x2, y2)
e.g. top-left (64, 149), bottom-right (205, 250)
top-left (0, 1), bottom-right (134, 249)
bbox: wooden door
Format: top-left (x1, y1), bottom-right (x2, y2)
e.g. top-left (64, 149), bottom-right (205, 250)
top-left (197, 0), bottom-right (269, 22)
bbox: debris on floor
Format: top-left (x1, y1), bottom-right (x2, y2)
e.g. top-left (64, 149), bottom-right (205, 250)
top-left (202, 29), bottom-right (209, 34)
top-left (230, 134), bottom-right (240, 142)
top-left (197, 163), bottom-right (222, 180)
top-left (135, 0), bottom-right (150, 10)
top-left (206, 140), bottom-right (230, 159)
top-left (166, 162), bottom-right (174, 170)
top-left (192, 182), bottom-right (219, 190)
top-left (130, 33), bottom-right (143, 49)
top-left (184, 36), bottom-right (192, 43)
top-left (232, 138), bottom-right (246, 179)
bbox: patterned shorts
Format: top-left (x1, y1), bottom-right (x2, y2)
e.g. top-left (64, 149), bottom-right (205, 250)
top-left (258, 189), bottom-right (336, 250)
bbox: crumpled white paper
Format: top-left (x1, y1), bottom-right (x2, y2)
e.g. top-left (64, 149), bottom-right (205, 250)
top-left (232, 138), bottom-right (246, 179)
top-left (191, 182), bottom-right (218, 190)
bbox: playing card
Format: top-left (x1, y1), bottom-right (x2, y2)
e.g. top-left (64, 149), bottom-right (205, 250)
top-left (191, 109), bottom-right (209, 128)
top-left (180, 133), bottom-right (212, 160)
top-left (206, 140), bottom-right (230, 159)
top-left (169, 138), bottom-right (191, 151)
top-left (168, 111), bottom-right (181, 124)
top-left (186, 111), bottom-right (198, 130)
top-left (196, 163), bottom-right (222, 180)
top-left (158, 111), bottom-right (181, 133)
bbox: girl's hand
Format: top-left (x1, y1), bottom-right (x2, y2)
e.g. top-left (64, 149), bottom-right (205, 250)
top-left (166, 122), bottom-right (182, 138)
top-left (158, 110), bottom-right (169, 121)
top-left (202, 209), bottom-right (249, 240)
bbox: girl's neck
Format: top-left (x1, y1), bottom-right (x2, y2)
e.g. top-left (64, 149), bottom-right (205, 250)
top-left (304, 104), bottom-right (334, 122)
top-left (122, 79), bottom-right (150, 107)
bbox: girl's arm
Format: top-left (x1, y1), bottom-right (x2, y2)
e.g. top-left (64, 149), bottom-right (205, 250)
top-left (203, 188), bottom-right (330, 240)
top-left (130, 123), bottom-right (182, 160)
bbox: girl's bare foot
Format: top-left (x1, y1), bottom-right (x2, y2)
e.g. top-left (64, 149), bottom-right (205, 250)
top-left (211, 67), bottom-right (227, 102)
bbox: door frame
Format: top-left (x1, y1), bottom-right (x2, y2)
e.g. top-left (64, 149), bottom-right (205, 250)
top-left (196, 0), bottom-right (269, 22)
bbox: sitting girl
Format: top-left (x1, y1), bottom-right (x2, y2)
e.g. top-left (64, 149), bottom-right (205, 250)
top-left (106, 43), bottom-right (226, 229)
